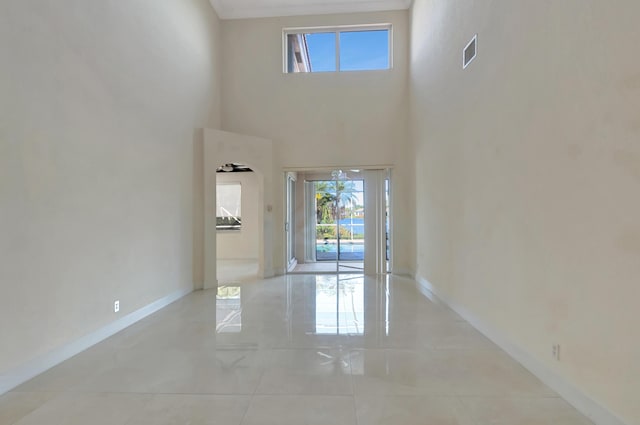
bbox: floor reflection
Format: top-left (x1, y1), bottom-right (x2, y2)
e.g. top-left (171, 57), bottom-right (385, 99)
top-left (10, 274), bottom-right (592, 425)
top-left (213, 274), bottom-right (395, 349)
top-left (216, 286), bottom-right (242, 333)
top-left (314, 275), bottom-right (365, 335)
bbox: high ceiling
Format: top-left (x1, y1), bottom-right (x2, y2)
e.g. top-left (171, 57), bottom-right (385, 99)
top-left (209, 0), bottom-right (412, 20)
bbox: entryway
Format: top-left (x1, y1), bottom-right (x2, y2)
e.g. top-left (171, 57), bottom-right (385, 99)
top-left (215, 163), bottom-right (260, 284)
top-left (285, 168), bottom-right (391, 275)
top-left (202, 128), bottom-right (274, 290)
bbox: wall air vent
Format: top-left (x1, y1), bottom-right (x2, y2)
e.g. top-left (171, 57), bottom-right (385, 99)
top-left (463, 34), bottom-right (477, 69)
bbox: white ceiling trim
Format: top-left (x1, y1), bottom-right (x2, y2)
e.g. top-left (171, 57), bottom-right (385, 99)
top-left (209, 0), bottom-right (412, 20)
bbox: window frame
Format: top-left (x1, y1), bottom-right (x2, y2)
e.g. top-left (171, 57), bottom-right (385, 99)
top-left (282, 23), bottom-right (393, 74)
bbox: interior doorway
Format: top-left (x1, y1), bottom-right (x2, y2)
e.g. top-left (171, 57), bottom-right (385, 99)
top-left (285, 168), bottom-right (391, 275)
top-left (216, 163), bottom-right (259, 284)
top-left (202, 128), bottom-right (274, 290)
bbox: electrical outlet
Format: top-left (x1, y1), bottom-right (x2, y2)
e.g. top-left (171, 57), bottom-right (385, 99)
top-left (552, 344), bottom-right (560, 361)
top-left (114, 300), bottom-right (120, 313)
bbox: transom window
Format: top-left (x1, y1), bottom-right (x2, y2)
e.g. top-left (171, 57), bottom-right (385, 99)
top-left (283, 24), bottom-right (392, 73)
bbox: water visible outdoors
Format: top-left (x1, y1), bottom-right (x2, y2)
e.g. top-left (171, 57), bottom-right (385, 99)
top-left (317, 243), bottom-right (364, 253)
top-left (335, 218), bottom-right (364, 236)
top-left (316, 242), bottom-right (364, 261)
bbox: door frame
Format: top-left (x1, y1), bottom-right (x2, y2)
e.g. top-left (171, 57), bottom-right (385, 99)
top-left (201, 129), bottom-right (274, 290)
top-left (283, 166), bottom-right (392, 275)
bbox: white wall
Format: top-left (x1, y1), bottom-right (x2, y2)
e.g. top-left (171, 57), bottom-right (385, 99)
top-left (410, 0), bottom-right (640, 423)
top-left (0, 0), bottom-right (222, 376)
top-left (216, 172), bottom-right (260, 259)
top-left (220, 10), bottom-right (415, 275)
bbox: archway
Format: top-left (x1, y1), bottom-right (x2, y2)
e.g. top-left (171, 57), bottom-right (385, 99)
top-left (215, 162), bottom-right (261, 284)
top-left (201, 129), bottom-right (274, 290)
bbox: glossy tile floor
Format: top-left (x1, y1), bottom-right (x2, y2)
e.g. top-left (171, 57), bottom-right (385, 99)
top-left (1, 274), bottom-right (594, 425)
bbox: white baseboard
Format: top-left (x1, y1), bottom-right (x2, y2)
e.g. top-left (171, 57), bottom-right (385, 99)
top-left (0, 287), bottom-right (192, 395)
top-left (415, 276), bottom-right (628, 425)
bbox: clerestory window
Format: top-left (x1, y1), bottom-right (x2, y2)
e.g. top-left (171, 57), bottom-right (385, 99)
top-left (284, 24), bottom-right (392, 73)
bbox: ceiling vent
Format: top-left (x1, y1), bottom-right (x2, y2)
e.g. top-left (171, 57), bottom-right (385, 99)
top-left (463, 34), bottom-right (477, 69)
